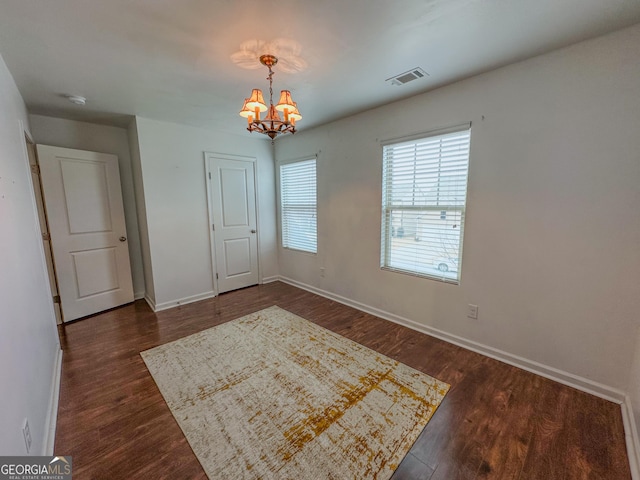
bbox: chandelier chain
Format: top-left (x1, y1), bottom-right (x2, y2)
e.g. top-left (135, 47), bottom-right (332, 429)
top-left (268, 67), bottom-right (274, 108)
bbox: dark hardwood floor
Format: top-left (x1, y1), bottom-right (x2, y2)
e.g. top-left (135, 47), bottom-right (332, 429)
top-left (55, 281), bottom-right (631, 479)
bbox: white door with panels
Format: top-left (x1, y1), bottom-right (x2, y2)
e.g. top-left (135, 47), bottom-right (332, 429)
top-left (37, 145), bottom-right (134, 321)
top-left (207, 154), bottom-right (259, 293)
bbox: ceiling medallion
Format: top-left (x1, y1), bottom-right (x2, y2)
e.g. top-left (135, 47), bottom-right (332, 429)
top-left (231, 38), bottom-right (307, 73)
top-left (239, 54), bottom-right (301, 142)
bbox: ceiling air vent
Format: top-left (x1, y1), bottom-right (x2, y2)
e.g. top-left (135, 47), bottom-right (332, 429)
top-left (386, 67), bottom-right (429, 86)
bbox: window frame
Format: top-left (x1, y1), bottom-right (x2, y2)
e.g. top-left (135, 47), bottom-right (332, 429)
top-left (380, 124), bottom-right (471, 284)
top-left (278, 156), bottom-right (318, 254)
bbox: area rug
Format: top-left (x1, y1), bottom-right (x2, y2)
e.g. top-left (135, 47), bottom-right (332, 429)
top-left (141, 306), bottom-right (449, 479)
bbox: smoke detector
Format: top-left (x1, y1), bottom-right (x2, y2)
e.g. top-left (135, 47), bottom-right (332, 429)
top-left (65, 95), bottom-right (86, 105)
top-left (386, 67), bottom-right (429, 86)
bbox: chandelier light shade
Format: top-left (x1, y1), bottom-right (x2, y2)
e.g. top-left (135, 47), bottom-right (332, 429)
top-left (239, 54), bottom-right (302, 141)
top-left (246, 89), bottom-right (267, 113)
top-left (289, 101), bottom-right (302, 125)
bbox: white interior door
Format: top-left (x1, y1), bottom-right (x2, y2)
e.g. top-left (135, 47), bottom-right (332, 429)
top-left (208, 155), bottom-right (259, 293)
top-left (37, 145), bottom-right (134, 321)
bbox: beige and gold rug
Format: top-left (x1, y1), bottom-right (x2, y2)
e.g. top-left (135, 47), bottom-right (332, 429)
top-left (141, 306), bottom-right (449, 479)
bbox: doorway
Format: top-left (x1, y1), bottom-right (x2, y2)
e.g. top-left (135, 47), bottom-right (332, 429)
top-left (25, 135), bottom-right (63, 324)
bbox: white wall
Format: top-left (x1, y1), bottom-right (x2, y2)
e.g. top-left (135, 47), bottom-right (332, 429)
top-left (0, 55), bottom-right (60, 454)
top-left (131, 117), bottom-right (277, 308)
top-left (127, 118), bottom-right (155, 302)
top-left (275, 25), bottom-right (640, 394)
top-left (28, 115), bottom-right (145, 298)
top-left (629, 329), bottom-right (640, 436)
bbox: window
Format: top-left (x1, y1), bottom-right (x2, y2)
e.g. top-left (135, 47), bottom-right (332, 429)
top-left (381, 126), bottom-right (471, 283)
top-left (280, 158), bottom-right (317, 253)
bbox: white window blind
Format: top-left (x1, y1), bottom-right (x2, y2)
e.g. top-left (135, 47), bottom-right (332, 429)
top-left (280, 158), bottom-right (317, 253)
top-left (381, 127), bottom-right (471, 283)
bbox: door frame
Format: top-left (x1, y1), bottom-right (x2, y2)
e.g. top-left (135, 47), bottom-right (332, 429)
top-left (20, 123), bottom-right (63, 331)
top-left (204, 152), bottom-right (261, 295)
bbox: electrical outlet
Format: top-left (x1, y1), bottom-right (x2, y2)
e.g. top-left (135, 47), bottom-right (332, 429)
top-left (22, 418), bottom-right (32, 453)
top-left (467, 304), bottom-right (478, 319)
top-left (320, 267), bottom-right (325, 277)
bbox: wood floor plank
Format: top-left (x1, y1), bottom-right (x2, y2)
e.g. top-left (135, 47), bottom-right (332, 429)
top-left (391, 453), bottom-right (435, 479)
top-left (54, 282), bottom-right (632, 479)
top-left (519, 382), bottom-right (572, 479)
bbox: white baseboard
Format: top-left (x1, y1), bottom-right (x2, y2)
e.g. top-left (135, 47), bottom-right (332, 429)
top-left (134, 291), bottom-right (145, 300)
top-left (43, 348), bottom-right (62, 455)
top-left (261, 276), bottom-right (279, 284)
top-left (278, 276), bottom-right (625, 403)
top-left (622, 396), bottom-right (640, 480)
top-left (144, 295), bottom-right (156, 312)
top-left (150, 291), bottom-right (217, 312)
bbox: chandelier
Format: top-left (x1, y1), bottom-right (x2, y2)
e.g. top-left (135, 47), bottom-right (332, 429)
top-left (239, 54), bottom-right (301, 141)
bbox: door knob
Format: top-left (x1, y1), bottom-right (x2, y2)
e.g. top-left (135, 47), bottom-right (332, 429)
top-left (251, 229), bottom-right (256, 233)
top-left (119, 236), bottom-right (127, 242)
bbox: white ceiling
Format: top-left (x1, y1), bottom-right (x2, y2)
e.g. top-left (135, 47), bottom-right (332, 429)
top-left (1, 0), bottom-right (639, 136)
